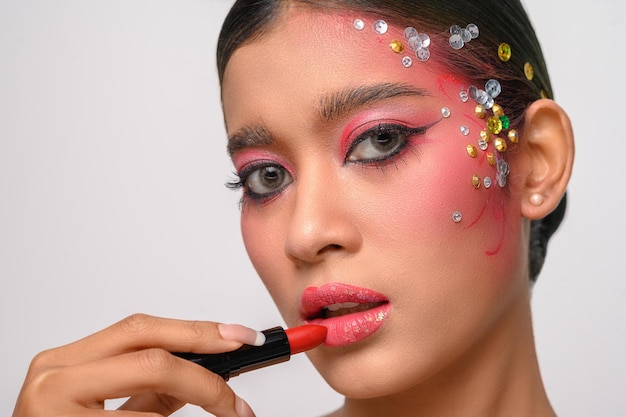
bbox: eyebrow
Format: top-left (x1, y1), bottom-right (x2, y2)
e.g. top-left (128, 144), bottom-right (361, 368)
top-left (227, 124), bottom-right (274, 156)
top-left (319, 82), bottom-right (429, 122)
top-left (226, 82), bottom-right (429, 156)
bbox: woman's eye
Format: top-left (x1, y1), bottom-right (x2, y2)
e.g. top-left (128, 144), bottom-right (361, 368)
top-left (346, 124), bottom-right (414, 163)
top-left (243, 163), bottom-right (292, 197)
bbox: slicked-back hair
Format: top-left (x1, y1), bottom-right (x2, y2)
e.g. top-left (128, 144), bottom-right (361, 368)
top-left (217, 0), bottom-right (566, 282)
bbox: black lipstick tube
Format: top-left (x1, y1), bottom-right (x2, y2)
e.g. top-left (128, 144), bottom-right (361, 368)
top-left (173, 326), bottom-right (290, 381)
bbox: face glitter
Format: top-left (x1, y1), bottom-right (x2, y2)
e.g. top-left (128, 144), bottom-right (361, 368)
top-left (494, 137), bottom-right (507, 153)
top-left (374, 20), bottom-right (389, 34)
top-left (498, 42), bottom-right (512, 61)
top-left (390, 39), bottom-right (404, 53)
top-left (524, 62), bottom-right (534, 80)
top-left (467, 144), bottom-right (478, 158)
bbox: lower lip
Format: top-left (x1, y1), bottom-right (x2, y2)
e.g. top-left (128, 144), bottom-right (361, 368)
top-left (306, 303), bottom-right (391, 347)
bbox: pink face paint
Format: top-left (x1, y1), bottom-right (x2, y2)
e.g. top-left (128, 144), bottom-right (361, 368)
top-left (232, 150), bottom-right (293, 174)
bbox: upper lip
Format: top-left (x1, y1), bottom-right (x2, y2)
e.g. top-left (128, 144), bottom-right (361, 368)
top-left (300, 282), bottom-right (389, 320)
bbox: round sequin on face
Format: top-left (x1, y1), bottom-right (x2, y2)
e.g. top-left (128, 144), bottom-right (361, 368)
top-left (486, 153), bottom-right (496, 166)
top-left (460, 125), bottom-right (470, 136)
top-left (494, 137), bottom-right (507, 153)
top-left (459, 90), bottom-right (469, 102)
top-left (524, 62), bottom-right (534, 80)
top-left (497, 159), bottom-right (510, 176)
top-left (472, 174), bottom-right (481, 189)
top-left (478, 138), bottom-right (488, 151)
top-left (449, 34), bottom-right (464, 49)
top-left (452, 211), bottom-right (463, 223)
top-left (497, 172), bottom-right (507, 188)
top-left (354, 19), bottom-right (365, 30)
top-left (408, 35), bottom-right (422, 50)
top-left (461, 28), bottom-right (472, 42)
top-left (476, 90), bottom-right (489, 105)
top-left (466, 23), bottom-right (479, 39)
top-left (402, 56), bottom-right (413, 68)
top-left (467, 144), bottom-right (478, 158)
top-left (485, 79), bottom-right (501, 98)
top-left (390, 40), bottom-right (404, 53)
top-left (475, 104), bottom-right (486, 119)
top-left (416, 47), bottom-right (430, 62)
top-left (480, 130), bottom-right (491, 143)
top-left (484, 176), bottom-right (492, 188)
top-left (491, 104), bottom-right (504, 117)
top-left (497, 160), bottom-right (510, 187)
top-left (487, 116), bottom-right (503, 135)
top-left (468, 86), bottom-right (478, 100)
top-left (418, 33), bottom-right (431, 48)
top-left (374, 20), bottom-right (389, 34)
top-left (499, 115), bottom-right (511, 129)
top-left (498, 43), bottom-right (512, 61)
top-left (450, 25), bottom-right (462, 35)
top-left (441, 107), bottom-right (451, 118)
top-left (404, 27), bottom-right (418, 39)
top-left (508, 129), bottom-right (519, 144)
top-left (484, 96), bottom-right (495, 110)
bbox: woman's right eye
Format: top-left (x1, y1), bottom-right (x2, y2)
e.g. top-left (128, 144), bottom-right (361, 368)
top-left (231, 162), bottom-right (293, 201)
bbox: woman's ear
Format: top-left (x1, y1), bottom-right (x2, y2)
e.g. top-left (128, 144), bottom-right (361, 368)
top-left (517, 99), bottom-right (574, 220)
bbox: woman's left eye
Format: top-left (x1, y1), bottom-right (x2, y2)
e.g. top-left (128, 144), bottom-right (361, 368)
top-left (345, 124), bottom-right (422, 164)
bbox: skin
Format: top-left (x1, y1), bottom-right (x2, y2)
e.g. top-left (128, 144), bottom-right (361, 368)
top-left (13, 4), bottom-right (574, 417)
top-left (222, 5), bottom-right (573, 417)
top-left (12, 316), bottom-right (259, 417)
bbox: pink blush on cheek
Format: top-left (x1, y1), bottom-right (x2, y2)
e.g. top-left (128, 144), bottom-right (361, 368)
top-left (429, 148), bottom-right (512, 258)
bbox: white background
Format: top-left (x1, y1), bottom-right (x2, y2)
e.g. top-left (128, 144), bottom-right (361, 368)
top-left (1, 0), bottom-right (624, 416)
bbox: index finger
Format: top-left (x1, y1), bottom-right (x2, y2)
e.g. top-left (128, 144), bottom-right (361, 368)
top-left (34, 314), bottom-right (263, 368)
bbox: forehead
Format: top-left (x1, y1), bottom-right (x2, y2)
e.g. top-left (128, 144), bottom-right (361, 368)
top-left (221, 7), bottom-right (454, 130)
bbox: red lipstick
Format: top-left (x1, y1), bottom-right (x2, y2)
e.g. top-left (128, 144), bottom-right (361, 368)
top-left (174, 324), bottom-right (326, 380)
top-left (302, 283), bottom-right (390, 347)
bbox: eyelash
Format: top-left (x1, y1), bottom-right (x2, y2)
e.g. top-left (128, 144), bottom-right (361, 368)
top-left (343, 123), bottom-right (426, 167)
top-left (226, 122), bottom-right (429, 206)
top-left (225, 161), bottom-right (287, 207)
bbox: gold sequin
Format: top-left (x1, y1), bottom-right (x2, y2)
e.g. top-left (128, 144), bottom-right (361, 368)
top-left (466, 144), bottom-right (478, 158)
top-left (508, 129), bottom-right (519, 144)
top-left (486, 152), bottom-right (496, 166)
top-left (390, 39), bottom-right (404, 53)
top-left (491, 104), bottom-right (504, 117)
top-left (474, 104), bottom-right (486, 119)
top-left (541, 90), bottom-right (549, 99)
top-left (524, 62), bottom-right (534, 80)
top-left (495, 137), bottom-right (507, 153)
top-left (472, 174), bottom-right (481, 189)
top-left (480, 129), bottom-right (492, 143)
top-left (498, 42), bottom-right (511, 62)
top-left (487, 116), bottom-right (503, 135)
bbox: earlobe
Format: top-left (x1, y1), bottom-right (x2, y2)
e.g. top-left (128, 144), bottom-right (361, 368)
top-left (518, 99), bottom-right (575, 220)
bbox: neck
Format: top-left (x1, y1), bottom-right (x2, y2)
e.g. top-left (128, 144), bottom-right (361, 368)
top-left (327, 287), bottom-right (555, 417)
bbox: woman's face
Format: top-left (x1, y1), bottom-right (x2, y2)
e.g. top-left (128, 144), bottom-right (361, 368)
top-left (221, 8), bottom-right (530, 397)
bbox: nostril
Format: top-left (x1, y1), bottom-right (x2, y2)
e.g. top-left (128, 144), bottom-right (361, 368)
top-left (318, 243), bottom-right (343, 255)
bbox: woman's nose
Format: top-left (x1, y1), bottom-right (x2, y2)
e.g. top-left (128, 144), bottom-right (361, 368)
top-left (283, 166), bottom-right (362, 266)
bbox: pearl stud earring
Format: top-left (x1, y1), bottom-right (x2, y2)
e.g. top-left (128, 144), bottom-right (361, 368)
top-left (530, 193), bottom-right (544, 206)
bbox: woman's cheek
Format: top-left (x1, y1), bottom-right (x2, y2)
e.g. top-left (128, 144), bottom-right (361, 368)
top-left (240, 213), bottom-right (293, 306)
top-left (375, 134), bottom-right (521, 276)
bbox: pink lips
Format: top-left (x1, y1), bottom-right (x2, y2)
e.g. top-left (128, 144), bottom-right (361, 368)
top-left (301, 283), bottom-right (391, 347)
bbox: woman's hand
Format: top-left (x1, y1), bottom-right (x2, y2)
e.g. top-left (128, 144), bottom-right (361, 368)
top-left (12, 314), bottom-right (259, 417)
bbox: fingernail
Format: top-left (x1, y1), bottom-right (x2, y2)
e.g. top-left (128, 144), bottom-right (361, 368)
top-left (218, 324), bottom-right (266, 346)
top-left (235, 396), bottom-right (257, 417)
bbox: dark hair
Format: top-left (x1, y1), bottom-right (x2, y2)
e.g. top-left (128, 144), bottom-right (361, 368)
top-left (217, 0), bottom-right (567, 282)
